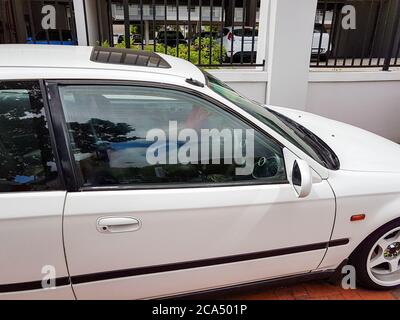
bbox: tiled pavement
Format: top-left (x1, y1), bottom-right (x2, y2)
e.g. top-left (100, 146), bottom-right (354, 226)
top-left (220, 280), bottom-right (400, 300)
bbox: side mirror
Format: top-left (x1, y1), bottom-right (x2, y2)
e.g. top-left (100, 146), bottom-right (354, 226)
top-left (291, 159), bottom-right (312, 198)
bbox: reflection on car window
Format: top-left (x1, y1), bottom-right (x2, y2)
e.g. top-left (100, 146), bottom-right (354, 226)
top-left (58, 85), bottom-right (287, 187)
top-left (0, 81), bottom-right (60, 192)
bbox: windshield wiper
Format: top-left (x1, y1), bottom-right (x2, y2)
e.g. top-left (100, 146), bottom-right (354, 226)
top-left (267, 109), bottom-right (339, 170)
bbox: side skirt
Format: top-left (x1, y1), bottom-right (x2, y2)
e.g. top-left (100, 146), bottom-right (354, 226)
top-left (162, 260), bottom-right (348, 300)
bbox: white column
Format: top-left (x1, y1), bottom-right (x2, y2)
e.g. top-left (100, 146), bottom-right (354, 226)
top-left (255, 0), bottom-right (270, 66)
top-left (144, 20), bottom-right (150, 45)
top-left (73, 0), bottom-right (88, 45)
top-left (73, 0), bottom-right (101, 46)
top-left (266, 0), bottom-right (317, 110)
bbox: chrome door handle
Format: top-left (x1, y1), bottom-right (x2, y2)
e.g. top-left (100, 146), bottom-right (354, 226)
top-left (97, 217), bottom-right (141, 233)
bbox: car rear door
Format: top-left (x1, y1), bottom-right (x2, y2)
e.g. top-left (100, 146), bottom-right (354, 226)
top-left (47, 80), bottom-right (336, 299)
top-left (0, 80), bottom-right (73, 299)
top-left (234, 28), bottom-right (258, 53)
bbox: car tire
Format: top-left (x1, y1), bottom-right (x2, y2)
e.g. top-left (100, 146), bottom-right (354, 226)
top-left (350, 218), bottom-right (400, 290)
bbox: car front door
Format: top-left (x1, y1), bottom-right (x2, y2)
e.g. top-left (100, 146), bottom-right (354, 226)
top-left (49, 81), bottom-right (336, 299)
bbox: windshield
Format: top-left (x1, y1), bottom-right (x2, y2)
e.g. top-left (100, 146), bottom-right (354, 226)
top-left (203, 71), bottom-right (340, 170)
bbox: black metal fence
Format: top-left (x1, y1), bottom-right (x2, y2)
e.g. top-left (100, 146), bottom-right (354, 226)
top-left (0, 0), bottom-right (77, 45)
top-left (99, 0), bottom-right (262, 67)
top-left (2, 0), bottom-right (400, 70)
top-left (311, 0), bottom-right (400, 70)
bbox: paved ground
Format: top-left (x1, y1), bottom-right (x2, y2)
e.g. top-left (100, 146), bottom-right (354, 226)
top-left (220, 279), bottom-right (400, 300)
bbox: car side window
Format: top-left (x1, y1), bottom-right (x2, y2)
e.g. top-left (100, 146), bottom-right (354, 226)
top-left (58, 85), bottom-right (286, 188)
top-left (0, 81), bottom-right (60, 192)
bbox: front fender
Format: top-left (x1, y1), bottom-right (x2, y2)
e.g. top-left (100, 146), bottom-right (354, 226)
top-left (318, 170), bottom-right (400, 270)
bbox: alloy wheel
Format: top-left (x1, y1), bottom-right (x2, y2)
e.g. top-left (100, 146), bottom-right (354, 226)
top-left (366, 226), bottom-right (400, 286)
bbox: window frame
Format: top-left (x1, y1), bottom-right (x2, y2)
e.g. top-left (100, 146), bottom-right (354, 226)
top-left (0, 79), bottom-right (65, 192)
top-left (45, 79), bottom-right (288, 192)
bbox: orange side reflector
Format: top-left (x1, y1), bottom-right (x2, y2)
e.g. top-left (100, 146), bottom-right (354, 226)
top-left (351, 214), bottom-right (366, 222)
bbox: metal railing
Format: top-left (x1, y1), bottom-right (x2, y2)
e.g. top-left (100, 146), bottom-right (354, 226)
top-left (0, 0), bottom-right (77, 46)
top-left (99, 0), bottom-right (262, 67)
top-left (311, 0), bottom-right (400, 70)
top-left (3, 0), bottom-right (399, 71)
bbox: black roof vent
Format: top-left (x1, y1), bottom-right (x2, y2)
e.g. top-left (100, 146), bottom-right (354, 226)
top-left (90, 47), bottom-right (171, 69)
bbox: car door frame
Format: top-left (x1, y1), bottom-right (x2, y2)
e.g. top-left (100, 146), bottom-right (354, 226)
top-left (44, 78), bottom-right (300, 192)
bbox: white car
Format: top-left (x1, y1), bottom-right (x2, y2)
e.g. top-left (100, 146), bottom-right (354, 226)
top-left (1, 45), bottom-right (400, 300)
top-left (218, 26), bottom-right (258, 63)
top-left (311, 23), bottom-right (330, 62)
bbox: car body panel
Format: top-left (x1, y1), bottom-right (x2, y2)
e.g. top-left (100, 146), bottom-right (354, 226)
top-left (0, 191), bottom-right (73, 299)
top-left (269, 106), bottom-right (400, 173)
top-left (318, 170), bottom-right (400, 270)
top-left (0, 286), bottom-right (75, 300)
top-left (64, 182), bottom-right (335, 299)
top-left (0, 44), bottom-right (205, 84)
top-left (218, 27), bottom-right (258, 60)
top-left (73, 251), bottom-right (328, 299)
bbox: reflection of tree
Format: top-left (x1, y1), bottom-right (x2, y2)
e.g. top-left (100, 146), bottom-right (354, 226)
top-left (68, 118), bottom-right (140, 153)
top-left (0, 82), bottom-right (55, 187)
top-left (69, 119), bottom-right (142, 185)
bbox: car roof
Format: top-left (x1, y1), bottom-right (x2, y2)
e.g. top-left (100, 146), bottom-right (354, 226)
top-left (0, 44), bottom-right (205, 83)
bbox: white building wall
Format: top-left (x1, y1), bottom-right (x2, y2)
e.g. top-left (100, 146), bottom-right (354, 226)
top-left (210, 70), bottom-right (400, 143)
top-left (307, 71), bottom-right (400, 143)
top-left (209, 69), bottom-right (268, 104)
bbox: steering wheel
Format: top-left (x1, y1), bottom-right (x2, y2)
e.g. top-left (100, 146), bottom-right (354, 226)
top-left (252, 154), bottom-right (282, 179)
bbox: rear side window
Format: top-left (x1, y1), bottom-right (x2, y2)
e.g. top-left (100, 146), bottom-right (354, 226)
top-left (0, 81), bottom-right (60, 192)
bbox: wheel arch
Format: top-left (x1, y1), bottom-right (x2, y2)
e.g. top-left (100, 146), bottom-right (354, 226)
top-left (318, 194), bottom-right (400, 271)
top-left (348, 216), bottom-right (400, 261)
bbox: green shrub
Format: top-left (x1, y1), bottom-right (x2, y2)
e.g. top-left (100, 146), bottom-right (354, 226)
top-left (98, 37), bottom-right (224, 67)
